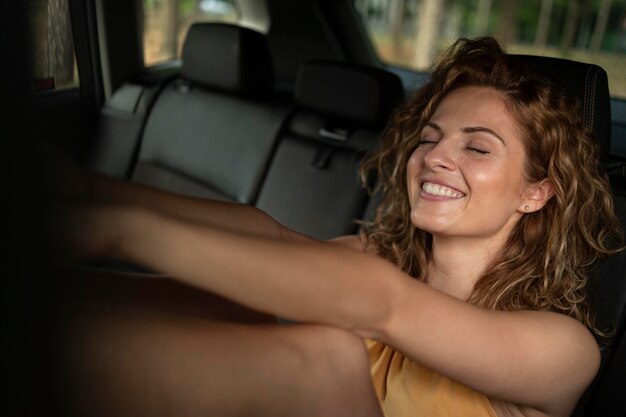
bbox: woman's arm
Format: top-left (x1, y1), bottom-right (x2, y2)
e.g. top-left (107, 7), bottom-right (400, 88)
top-left (88, 204), bottom-right (396, 335)
top-left (44, 145), bottom-right (307, 243)
top-left (87, 174), bottom-right (310, 242)
top-left (71, 203), bottom-right (600, 416)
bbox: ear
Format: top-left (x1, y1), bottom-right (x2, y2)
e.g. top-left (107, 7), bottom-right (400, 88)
top-left (518, 179), bottom-right (554, 214)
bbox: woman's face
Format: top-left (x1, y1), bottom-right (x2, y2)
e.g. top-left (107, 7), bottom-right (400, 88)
top-left (406, 86), bottom-right (531, 244)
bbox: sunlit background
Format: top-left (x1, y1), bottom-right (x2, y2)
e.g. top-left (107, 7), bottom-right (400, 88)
top-left (29, 0), bottom-right (626, 97)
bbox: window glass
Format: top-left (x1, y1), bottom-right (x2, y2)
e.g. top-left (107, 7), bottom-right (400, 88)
top-left (143, 0), bottom-right (239, 66)
top-left (30, 0), bottom-right (79, 92)
top-left (355, 0), bottom-right (626, 98)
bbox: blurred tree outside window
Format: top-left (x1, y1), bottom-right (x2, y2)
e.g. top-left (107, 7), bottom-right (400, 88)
top-left (30, 0), bottom-right (79, 92)
top-left (143, 0), bottom-right (238, 66)
top-left (355, 0), bottom-right (626, 98)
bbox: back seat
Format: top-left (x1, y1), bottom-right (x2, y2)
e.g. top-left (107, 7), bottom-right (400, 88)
top-left (90, 23), bottom-right (292, 204)
top-left (256, 60), bottom-right (404, 239)
top-left (133, 23), bottom-right (291, 203)
top-left (88, 22), bottom-right (404, 238)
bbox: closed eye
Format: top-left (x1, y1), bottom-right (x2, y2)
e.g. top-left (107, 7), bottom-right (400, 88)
top-left (466, 146), bottom-right (489, 155)
top-left (418, 139), bottom-right (438, 146)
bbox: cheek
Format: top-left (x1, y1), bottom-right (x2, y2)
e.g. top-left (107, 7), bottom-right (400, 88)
top-left (406, 152), bottom-right (424, 197)
top-left (471, 170), bottom-right (501, 189)
top-left (469, 162), bottom-right (525, 204)
top-left (406, 151), bottom-right (423, 178)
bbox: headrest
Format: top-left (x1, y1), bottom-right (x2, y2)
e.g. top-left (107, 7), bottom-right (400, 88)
top-left (509, 55), bottom-right (611, 161)
top-left (294, 60), bottom-right (404, 127)
top-left (181, 23), bottom-right (273, 96)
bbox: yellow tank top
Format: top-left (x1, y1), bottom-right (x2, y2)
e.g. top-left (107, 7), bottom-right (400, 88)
top-left (367, 340), bottom-right (498, 417)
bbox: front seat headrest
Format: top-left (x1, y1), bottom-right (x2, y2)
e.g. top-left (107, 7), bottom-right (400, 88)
top-left (181, 22), bottom-right (274, 97)
top-left (509, 55), bottom-right (611, 161)
top-left (294, 60), bottom-right (405, 128)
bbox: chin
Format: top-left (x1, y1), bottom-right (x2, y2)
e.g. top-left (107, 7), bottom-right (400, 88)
top-left (410, 216), bottom-right (448, 235)
top-left (410, 208), bottom-right (450, 229)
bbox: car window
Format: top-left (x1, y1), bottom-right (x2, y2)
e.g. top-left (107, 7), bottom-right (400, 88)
top-left (30, 0), bottom-right (79, 93)
top-left (354, 0), bottom-right (626, 99)
top-left (143, 0), bottom-right (239, 66)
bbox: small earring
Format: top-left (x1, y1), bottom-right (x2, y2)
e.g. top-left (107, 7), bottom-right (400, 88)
top-left (524, 205), bottom-right (531, 211)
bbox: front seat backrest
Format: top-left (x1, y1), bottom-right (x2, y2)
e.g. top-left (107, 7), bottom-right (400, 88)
top-left (509, 54), bottom-right (624, 417)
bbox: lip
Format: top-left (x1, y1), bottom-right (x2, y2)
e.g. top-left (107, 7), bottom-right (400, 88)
top-left (418, 179), bottom-right (466, 200)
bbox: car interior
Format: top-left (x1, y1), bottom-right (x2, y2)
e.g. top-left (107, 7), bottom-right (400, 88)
top-left (2, 1), bottom-right (625, 416)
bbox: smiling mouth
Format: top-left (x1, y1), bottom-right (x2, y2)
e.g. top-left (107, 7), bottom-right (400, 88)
top-left (421, 182), bottom-right (465, 198)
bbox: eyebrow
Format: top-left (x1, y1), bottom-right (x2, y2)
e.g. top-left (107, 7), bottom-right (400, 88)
top-left (424, 122), bottom-right (506, 145)
top-left (462, 126), bottom-right (506, 145)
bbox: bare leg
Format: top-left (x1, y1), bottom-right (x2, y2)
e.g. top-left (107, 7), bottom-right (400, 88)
top-left (51, 268), bottom-right (383, 417)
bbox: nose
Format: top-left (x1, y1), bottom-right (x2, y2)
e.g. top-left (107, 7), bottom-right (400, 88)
top-left (423, 139), bottom-right (457, 171)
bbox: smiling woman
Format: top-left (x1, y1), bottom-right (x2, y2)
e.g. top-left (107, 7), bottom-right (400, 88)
top-left (353, 38), bottom-right (623, 416)
top-left (406, 87), bottom-right (536, 250)
top-left (50, 37), bottom-right (623, 417)
top-left (360, 37), bottom-right (622, 321)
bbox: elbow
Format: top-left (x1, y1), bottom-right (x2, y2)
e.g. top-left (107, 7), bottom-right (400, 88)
top-left (357, 274), bottom-right (407, 341)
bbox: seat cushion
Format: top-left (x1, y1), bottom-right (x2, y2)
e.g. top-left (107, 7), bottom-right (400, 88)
top-left (135, 82), bottom-right (290, 203)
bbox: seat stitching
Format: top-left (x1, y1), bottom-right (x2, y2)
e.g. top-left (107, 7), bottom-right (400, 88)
top-left (588, 68), bottom-right (598, 131)
top-left (583, 67), bottom-right (591, 128)
top-left (584, 67), bottom-right (600, 132)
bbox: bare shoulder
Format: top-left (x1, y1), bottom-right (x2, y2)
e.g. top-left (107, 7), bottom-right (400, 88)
top-left (536, 311), bottom-right (600, 371)
top-left (501, 311), bottom-right (601, 417)
top-left (329, 234), bottom-right (368, 252)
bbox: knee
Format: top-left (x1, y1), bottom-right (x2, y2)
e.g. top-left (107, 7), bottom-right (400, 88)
top-left (320, 325), bottom-right (369, 363)
top-left (289, 324), bottom-right (371, 377)
top-left (281, 325), bottom-right (382, 417)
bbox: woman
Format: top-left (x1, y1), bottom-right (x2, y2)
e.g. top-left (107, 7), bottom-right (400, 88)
top-left (52, 37), bottom-right (622, 417)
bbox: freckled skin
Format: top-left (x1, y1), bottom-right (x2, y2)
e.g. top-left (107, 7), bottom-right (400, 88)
top-left (406, 87), bottom-right (529, 243)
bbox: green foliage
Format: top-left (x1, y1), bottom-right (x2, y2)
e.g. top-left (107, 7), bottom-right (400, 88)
top-left (180, 0), bottom-right (195, 15)
top-left (144, 0), bottom-right (159, 11)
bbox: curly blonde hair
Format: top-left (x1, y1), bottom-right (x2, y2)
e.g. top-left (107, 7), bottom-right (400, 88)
top-left (359, 37), bottom-right (623, 333)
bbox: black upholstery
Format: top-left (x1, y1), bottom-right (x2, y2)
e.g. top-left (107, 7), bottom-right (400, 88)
top-left (256, 61), bottom-right (404, 239)
top-left (510, 55), bottom-right (626, 417)
top-left (585, 302), bottom-right (626, 417)
top-left (510, 55), bottom-right (612, 161)
top-left (182, 23), bottom-right (274, 97)
top-left (134, 87), bottom-right (288, 202)
top-left (580, 192), bottom-right (626, 417)
top-left (294, 60), bottom-right (404, 127)
top-left (131, 23), bottom-right (291, 203)
top-left (86, 78), bottom-right (169, 178)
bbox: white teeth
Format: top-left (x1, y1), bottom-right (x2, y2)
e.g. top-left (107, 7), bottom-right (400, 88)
top-left (422, 182), bottom-right (463, 198)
